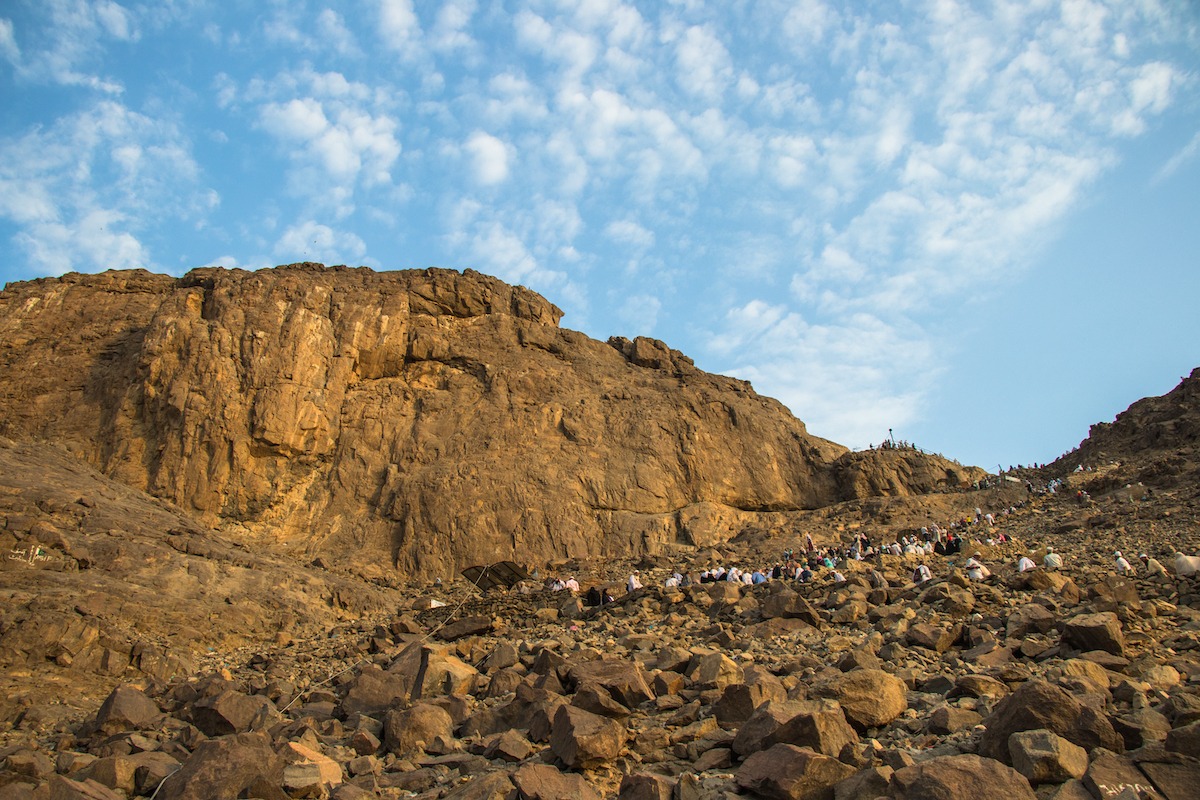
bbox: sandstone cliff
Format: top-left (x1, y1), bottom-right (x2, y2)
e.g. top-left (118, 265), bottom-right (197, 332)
top-left (0, 264), bottom-right (980, 577)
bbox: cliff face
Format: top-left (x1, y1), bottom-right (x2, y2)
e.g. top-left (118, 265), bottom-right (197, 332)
top-left (0, 264), bottom-right (979, 577)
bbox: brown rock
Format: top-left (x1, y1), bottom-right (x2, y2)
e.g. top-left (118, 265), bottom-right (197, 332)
top-left (978, 679), bottom-right (1123, 764)
top-left (441, 771), bottom-right (518, 800)
top-left (735, 743), bottom-right (855, 800)
top-left (1082, 751), bottom-right (1162, 800)
top-left (93, 685), bottom-right (160, 734)
top-left (926, 706), bottom-right (981, 735)
top-left (889, 754), bottom-right (1036, 800)
top-left (383, 703), bottom-right (455, 755)
top-left (512, 763), bottom-right (603, 800)
top-left (1008, 729), bottom-right (1088, 784)
top-left (190, 690), bottom-right (278, 737)
top-left (1139, 760), bottom-right (1200, 800)
top-left (685, 651), bottom-right (745, 690)
top-left (618, 773), bottom-right (676, 800)
top-left (1063, 612), bottom-right (1125, 656)
top-left (906, 622), bottom-right (960, 653)
top-left (765, 701), bottom-right (860, 758)
top-left (821, 669), bottom-right (907, 730)
top-left (46, 777), bottom-right (125, 800)
top-left (156, 731), bottom-right (287, 800)
top-left (549, 704), bottom-right (626, 769)
top-left (569, 658), bottom-right (655, 707)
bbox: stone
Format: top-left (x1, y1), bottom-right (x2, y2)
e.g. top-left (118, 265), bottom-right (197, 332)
top-left (978, 679), bottom-right (1124, 764)
top-left (280, 742), bottom-right (342, 788)
top-left (383, 703), bottom-right (455, 755)
top-left (765, 701), bottom-right (861, 758)
top-left (1138, 760), bottom-right (1200, 800)
top-left (155, 731), bottom-right (287, 800)
top-left (618, 773), bottom-right (676, 800)
top-left (1007, 729), bottom-right (1088, 784)
top-left (512, 763), bottom-right (603, 800)
top-left (549, 704), bottom-right (626, 769)
top-left (906, 622), bottom-right (960, 653)
top-left (733, 700), bottom-right (820, 757)
top-left (714, 679), bottom-right (787, 725)
top-left (46, 777), bottom-right (124, 800)
top-left (1082, 751), bottom-right (1162, 800)
top-left (889, 754), bottom-right (1036, 800)
top-left (1063, 612), bottom-right (1126, 656)
top-left (568, 657), bottom-right (655, 707)
top-left (441, 771), bottom-right (518, 800)
top-left (735, 743), bottom-right (856, 800)
top-left (820, 669), bottom-right (907, 730)
top-left (926, 706), bottom-right (981, 735)
top-left (93, 685), bottom-right (160, 734)
top-left (1006, 604), bottom-right (1057, 639)
top-left (685, 651), bottom-right (745, 690)
top-left (1165, 720), bottom-right (1200, 756)
top-left (190, 690), bottom-right (278, 737)
top-left (761, 591), bottom-right (824, 627)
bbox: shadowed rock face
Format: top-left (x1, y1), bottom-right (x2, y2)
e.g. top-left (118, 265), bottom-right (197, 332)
top-left (0, 264), bottom-right (979, 578)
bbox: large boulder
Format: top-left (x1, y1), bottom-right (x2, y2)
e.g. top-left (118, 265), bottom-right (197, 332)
top-left (889, 754), bottom-right (1036, 800)
top-left (819, 669), bottom-right (908, 730)
top-left (735, 743), bottom-right (855, 800)
top-left (978, 680), bottom-right (1123, 763)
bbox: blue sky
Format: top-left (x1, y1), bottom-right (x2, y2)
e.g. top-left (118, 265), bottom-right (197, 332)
top-left (1, 0), bottom-right (1198, 471)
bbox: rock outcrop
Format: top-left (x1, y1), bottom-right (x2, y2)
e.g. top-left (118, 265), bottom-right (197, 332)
top-left (0, 264), bottom-right (980, 579)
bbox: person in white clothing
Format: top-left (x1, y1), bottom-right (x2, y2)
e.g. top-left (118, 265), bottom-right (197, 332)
top-left (1042, 547), bottom-right (1063, 570)
top-left (1114, 552), bottom-right (1136, 576)
top-left (627, 572), bottom-right (643, 592)
top-left (1017, 556), bottom-right (1036, 572)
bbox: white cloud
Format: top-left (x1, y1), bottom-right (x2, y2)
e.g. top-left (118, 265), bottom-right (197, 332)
top-left (315, 9), bottom-right (356, 55)
top-left (675, 25), bottom-right (733, 101)
top-left (378, 0), bottom-right (421, 52)
top-left (4, 0), bottom-right (136, 92)
top-left (0, 98), bottom-right (204, 275)
top-left (431, 0), bottom-right (477, 52)
top-left (464, 131), bottom-right (510, 185)
top-left (605, 220), bottom-right (654, 248)
top-left (251, 70), bottom-right (402, 208)
top-left (617, 294), bottom-right (662, 333)
top-left (0, 18), bottom-right (20, 64)
top-left (273, 220), bottom-right (366, 264)
top-left (1153, 131), bottom-right (1200, 184)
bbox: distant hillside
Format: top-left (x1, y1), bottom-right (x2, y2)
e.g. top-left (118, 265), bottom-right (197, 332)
top-left (1052, 367), bottom-right (1200, 490)
top-left (0, 264), bottom-right (981, 578)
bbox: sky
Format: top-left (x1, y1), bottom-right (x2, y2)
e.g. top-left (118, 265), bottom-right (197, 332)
top-left (1, 0), bottom-right (1198, 472)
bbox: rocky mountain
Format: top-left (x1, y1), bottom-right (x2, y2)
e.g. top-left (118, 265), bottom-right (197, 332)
top-left (0, 264), bottom-right (979, 580)
top-left (0, 264), bottom-right (1198, 799)
top-left (1051, 369), bottom-right (1200, 491)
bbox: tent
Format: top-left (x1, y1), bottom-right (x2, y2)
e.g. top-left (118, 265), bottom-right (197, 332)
top-left (460, 560), bottom-right (531, 591)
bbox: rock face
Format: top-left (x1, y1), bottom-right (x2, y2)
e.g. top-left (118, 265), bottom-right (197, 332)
top-left (0, 264), bottom-right (979, 579)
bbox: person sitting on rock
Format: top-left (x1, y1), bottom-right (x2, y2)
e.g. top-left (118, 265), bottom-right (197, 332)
top-left (964, 554), bottom-right (991, 581)
top-left (912, 564), bottom-right (932, 584)
top-left (1172, 551), bottom-right (1200, 577)
top-left (798, 566), bottom-right (813, 583)
top-left (751, 569), bottom-right (768, 585)
top-left (664, 573), bottom-right (681, 589)
top-left (1017, 555), bottom-right (1036, 572)
top-left (627, 572), bottom-right (643, 592)
top-left (1042, 547), bottom-right (1063, 570)
top-left (564, 576), bottom-right (580, 592)
top-left (1139, 554), bottom-right (1168, 577)
top-left (1114, 551), bottom-right (1136, 576)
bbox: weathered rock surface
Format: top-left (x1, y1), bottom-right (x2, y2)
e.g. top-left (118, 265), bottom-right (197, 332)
top-left (0, 265), bottom-right (980, 581)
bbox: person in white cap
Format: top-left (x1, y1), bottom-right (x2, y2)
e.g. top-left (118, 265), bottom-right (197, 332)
top-left (1043, 547), bottom-right (1063, 570)
top-left (1114, 552), bottom-right (1136, 576)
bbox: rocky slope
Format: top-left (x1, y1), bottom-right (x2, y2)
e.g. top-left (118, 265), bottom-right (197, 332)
top-left (0, 264), bottom-right (979, 580)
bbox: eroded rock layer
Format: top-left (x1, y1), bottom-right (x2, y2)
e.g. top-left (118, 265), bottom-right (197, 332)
top-left (0, 264), bottom-right (979, 577)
